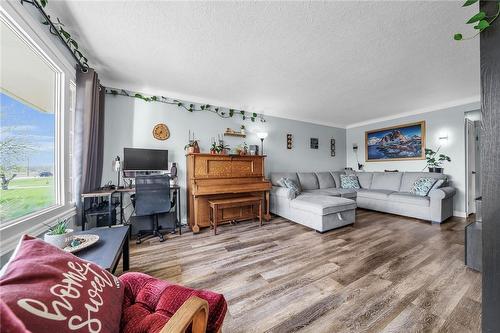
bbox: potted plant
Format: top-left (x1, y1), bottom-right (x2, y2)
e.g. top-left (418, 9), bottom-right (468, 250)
top-left (217, 142), bottom-right (230, 155)
top-left (425, 148), bottom-right (451, 173)
top-left (44, 218), bottom-right (73, 249)
top-left (184, 140), bottom-right (198, 154)
top-left (236, 142), bottom-right (248, 155)
top-left (210, 141), bottom-right (218, 154)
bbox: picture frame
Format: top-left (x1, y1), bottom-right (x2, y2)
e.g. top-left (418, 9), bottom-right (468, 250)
top-left (365, 121), bottom-right (426, 161)
top-left (287, 134), bottom-right (292, 149)
top-left (310, 138), bottom-right (318, 149)
top-left (331, 138), bottom-right (336, 157)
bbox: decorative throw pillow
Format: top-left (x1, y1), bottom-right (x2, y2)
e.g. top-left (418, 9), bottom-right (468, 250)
top-left (280, 187), bottom-right (297, 199)
top-left (340, 174), bottom-right (360, 189)
top-left (276, 177), bottom-right (287, 188)
top-left (283, 178), bottom-right (301, 196)
top-left (411, 177), bottom-right (438, 196)
top-left (0, 235), bottom-right (124, 333)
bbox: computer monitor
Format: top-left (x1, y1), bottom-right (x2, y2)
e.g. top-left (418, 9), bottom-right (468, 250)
top-left (123, 148), bottom-right (168, 172)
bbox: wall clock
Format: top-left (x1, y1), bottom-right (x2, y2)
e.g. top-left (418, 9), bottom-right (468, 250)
top-left (153, 123), bottom-right (170, 141)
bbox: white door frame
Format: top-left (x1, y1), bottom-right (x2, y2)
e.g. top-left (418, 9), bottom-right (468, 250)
top-left (465, 118), bottom-right (476, 215)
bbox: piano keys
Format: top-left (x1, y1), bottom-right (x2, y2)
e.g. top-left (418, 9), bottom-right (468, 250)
top-left (186, 153), bottom-right (272, 233)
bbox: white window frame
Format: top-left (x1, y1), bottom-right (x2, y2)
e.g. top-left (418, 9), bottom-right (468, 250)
top-left (0, 3), bottom-right (77, 257)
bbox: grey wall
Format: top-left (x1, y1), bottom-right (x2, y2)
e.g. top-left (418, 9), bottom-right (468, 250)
top-left (102, 95), bottom-right (346, 223)
top-left (345, 102), bottom-right (480, 216)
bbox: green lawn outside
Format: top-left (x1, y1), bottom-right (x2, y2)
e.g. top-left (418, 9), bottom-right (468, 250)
top-left (0, 177), bottom-right (55, 222)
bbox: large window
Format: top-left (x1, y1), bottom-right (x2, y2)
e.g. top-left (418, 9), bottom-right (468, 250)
top-left (0, 93), bottom-right (56, 222)
top-left (0, 4), bottom-right (75, 236)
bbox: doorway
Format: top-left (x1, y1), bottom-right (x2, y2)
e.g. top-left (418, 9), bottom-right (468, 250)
top-left (464, 111), bottom-right (481, 216)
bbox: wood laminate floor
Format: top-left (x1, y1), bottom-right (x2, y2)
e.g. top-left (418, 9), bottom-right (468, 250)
top-left (122, 209), bottom-right (481, 332)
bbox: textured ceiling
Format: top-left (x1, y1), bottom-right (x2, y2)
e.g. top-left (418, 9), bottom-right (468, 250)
top-left (49, 1), bottom-right (480, 127)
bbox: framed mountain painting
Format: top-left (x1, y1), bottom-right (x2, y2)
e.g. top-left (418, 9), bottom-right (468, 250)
top-left (365, 121), bottom-right (426, 161)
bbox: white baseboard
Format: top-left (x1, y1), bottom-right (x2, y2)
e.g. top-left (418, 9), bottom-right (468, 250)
top-left (453, 210), bottom-right (467, 218)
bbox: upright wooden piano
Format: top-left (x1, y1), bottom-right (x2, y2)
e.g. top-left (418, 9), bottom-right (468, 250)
top-left (186, 153), bottom-right (272, 233)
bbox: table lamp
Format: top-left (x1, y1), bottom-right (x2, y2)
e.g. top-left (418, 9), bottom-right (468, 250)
top-left (113, 156), bottom-right (121, 187)
top-left (256, 132), bottom-right (268, 155)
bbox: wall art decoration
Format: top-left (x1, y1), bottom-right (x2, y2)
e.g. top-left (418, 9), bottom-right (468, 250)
top-left (310, 138), bottom-right (319, 149)
top-left (331, 138), bottom-right (336, 157)
top-left (152, 123), bottom-right (170, 140)
top-left (365, 121), bottom-right (426, 161)
top-left (287, 134), bottom-right (293, 149)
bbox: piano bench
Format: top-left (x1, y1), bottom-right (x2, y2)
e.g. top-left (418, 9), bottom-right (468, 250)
top-left (208, 196), bottom-right (263, 235)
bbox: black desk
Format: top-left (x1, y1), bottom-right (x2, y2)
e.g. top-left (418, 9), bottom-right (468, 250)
top-left (73, 225), bottom-right (130, 273)
top-left (80, 189), bottom-right (117, 230)
top-left (80, 185), bottom-right (181, 235)
top-left (116, 185), bottom-right (182, 235)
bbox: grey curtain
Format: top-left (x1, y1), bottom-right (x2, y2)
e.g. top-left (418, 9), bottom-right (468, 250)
top-left (74, 68), bottom-right (105, 223)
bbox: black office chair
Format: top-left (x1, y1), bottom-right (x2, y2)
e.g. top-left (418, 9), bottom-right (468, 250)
top-left (132, 175), bottom-right (175, 243)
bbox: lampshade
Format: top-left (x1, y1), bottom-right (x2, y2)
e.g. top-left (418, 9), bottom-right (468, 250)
top-left (256, 132), bottom-right (268, 139)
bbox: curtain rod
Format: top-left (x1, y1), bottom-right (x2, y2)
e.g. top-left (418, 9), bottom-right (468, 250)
top-left (20, 0), bottom-right (89, 72)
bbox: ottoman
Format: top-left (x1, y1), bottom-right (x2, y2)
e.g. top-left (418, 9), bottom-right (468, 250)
top-left (289, 195), bottom-right (356, 232)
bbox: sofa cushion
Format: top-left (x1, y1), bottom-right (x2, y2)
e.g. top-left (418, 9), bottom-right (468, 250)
top-left (316, 172), bottom-right (336, 189)
top-left (340, 174), bottom-right (360, 189)
top-left (334, 188), bottom-right (358, 199)
top-left (0, 235), bottom-right (124, 333)
top-left (297, 172), bottom-right (319, 190)
top-left (304, 188), bottom-right (357, 198)
top-left (120, 272), bottom-right (227, 333)
top-left (271, 186), bottom-right (297, 199)
top-left (302, 189), bottom-right (340, 197)
top-left (270, 172), bottom-right (299, 187)
top-left (389, 192), bottom-right (430, 207)
top-left (330, 171), bottom-right (344, 188)
top-left (357, 189), bottom-right (395, 200)
top-left (400, 172), bottom-right (447, 192)
top-left (356, 172), bottom-right (374, 189)
top-left (371, 172), bottom-right (403, 191)
top-left (290, 195), bottom-right (356, 215)
top-left (410, 177), bottom-right (438, 196)
top-left (431, 179), bottom-right (445, 190)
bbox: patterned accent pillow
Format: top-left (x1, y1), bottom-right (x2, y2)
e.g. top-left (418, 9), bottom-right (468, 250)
top-left (340, 174), bottom-right (360, 189)
top-left (284, 187), bottom-right (297, 199)
top-left (283, 178), bottom-right (301, 196)
top-left (276, 177), bottom-right (287, 188)
top-left (411, 177), bottom-right (438, 196)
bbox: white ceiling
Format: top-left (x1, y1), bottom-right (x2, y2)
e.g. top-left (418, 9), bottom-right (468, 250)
top-left (49, 1), bottom-right (480, 128)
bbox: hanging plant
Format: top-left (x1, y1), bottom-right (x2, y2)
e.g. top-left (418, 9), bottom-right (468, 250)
top-left (20, 0), bottom-right (89, 69)
top-left (454, 0), bottom-right (500, 40)
top-left (105, 88), bottom-right (266, 123)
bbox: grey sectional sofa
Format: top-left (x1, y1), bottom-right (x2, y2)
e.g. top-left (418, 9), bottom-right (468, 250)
top-left (269, 171), bottom-right (456, 232)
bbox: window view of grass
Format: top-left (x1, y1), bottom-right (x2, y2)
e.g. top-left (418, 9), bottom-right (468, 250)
top-left (0, 93), bottom-right (55, 223)
top-left (0, 177), bottom-right (55, 221)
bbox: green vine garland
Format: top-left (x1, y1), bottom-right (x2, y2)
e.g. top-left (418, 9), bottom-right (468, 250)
top-left (454, 0), bottom-right (500, 40)
top-left (105, 88), bottom-right (266, 123)
top-left (20, 0), bottom-right (89, 69)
